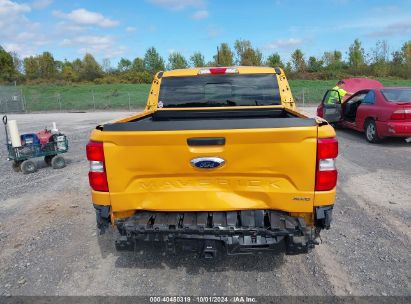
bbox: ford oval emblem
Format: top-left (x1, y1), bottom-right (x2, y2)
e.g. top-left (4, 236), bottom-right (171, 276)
top-left (191, 157), bottom-right (225, 169)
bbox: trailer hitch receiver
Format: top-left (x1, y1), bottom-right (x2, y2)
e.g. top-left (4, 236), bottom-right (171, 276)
top-left (202, 240), bottom-right (218, 260)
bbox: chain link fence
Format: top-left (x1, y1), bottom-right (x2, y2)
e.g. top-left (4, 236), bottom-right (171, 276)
top-left (0, 85), bottom-right (25, 113)
top-left (23, 91), bottom-right (148, 112)
top-left (0, 84), bottom-right (329, 113)
top-left (292, 87), bottom-right (329, 107)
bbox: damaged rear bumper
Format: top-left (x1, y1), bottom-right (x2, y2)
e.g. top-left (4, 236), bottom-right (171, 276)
top-left (111, 209), bottom-right (329, 257)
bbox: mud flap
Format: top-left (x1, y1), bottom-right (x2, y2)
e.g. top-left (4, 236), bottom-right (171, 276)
top-left (94, 205), bottom-right (110, 234)
top-left (315, 205), bottom-right (333, 229)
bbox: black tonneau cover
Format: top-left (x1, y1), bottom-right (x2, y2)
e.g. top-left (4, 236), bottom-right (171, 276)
top-left (103, 108), bottom-right (316, 131)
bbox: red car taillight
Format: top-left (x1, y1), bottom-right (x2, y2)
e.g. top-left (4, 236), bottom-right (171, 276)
top-left (317, 104), bottom-right (324, 117)
top-left (390, 109), bottom-right (411, 120)
top-left (315, 138), bottom-right (338, 191)
top-left (86, 141), bottom-right (108, 192)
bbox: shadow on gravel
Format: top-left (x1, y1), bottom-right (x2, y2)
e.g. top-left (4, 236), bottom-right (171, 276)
top-left (20, 157), bottom-right (73, 170)
top-left (335, 128), bottom-right (410, 174)
top-left (97, 230), bottom-right (285, 274)
top-left (336, 128), bottom-right (409, 147)
top-left (115, 248), bottom-right (285, 275)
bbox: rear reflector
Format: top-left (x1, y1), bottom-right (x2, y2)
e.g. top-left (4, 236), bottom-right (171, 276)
top-left (86, 141), bottom-right (104, 161)
top-left (317, 138), bottom-right (338, 159)
top-left (316, 138), bottom-right (338, 191)
top-left (88, 172), bottom-right (109, 192)
top-left (315, 170), bottom-right (338, 191)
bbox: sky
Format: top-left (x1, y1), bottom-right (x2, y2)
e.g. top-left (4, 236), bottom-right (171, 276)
top-left (1, 0), bottom-right (411, 66)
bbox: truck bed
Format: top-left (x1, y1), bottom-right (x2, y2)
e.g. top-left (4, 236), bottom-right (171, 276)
top-left (102, 108), bottom-right (317, 131)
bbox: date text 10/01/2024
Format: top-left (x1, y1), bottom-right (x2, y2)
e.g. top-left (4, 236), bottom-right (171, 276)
top-left (149, 296), bottom-right (257, 303)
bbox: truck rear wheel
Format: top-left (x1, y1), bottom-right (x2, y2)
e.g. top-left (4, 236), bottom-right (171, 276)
top-left (20, 160), bottom-right (37, 174)
top-left (51, 155), bottom-right (66, 169)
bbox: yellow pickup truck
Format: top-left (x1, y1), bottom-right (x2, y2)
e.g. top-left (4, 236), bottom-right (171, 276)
top-left (87, 66), bottom-right (338, 258)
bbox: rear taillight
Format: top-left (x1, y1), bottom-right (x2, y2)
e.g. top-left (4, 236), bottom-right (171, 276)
top-left (86, 141), bottom-right (104, 161)
top-left (317, 104), bottom-right (324, 118)
top-left (391, 109), bottom-right (411, 120)
top-left (316, 138), bottom-right (338, 191)
top-left (86, 141), bottom-right (108, 192)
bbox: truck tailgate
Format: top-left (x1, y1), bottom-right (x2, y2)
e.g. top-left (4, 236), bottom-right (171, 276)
top-left (102, 124), bottom-right (318, 213)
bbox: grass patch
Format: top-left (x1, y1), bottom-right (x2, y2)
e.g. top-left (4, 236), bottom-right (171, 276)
top-left (18, 78), bottom-right (411, 111)
top-left (22, 83), bottom-right (151, 111)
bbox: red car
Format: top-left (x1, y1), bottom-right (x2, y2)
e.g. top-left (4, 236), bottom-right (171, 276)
top-left (317, 78), bottom-right (411, 143)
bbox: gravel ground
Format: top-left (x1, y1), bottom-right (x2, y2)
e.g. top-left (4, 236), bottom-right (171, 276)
top-left (0, 109), bottom-right (410, 297)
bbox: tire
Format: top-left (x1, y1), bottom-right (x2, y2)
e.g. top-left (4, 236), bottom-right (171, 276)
top-left (365, 119), bottom-right (380, 143)
top-left (12, 161), bottom-right (22, 172)
top-left (20, 160), bottom-right (37, 174)
top-left (51, 155), bottom-right (66, 169)
top-left (44, 155), bottom-right (55, 166)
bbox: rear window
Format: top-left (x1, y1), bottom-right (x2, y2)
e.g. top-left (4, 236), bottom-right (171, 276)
top-left (158, 74), bottom-right (280, 108)
top-left (381, 89), bottom-right (411, 103)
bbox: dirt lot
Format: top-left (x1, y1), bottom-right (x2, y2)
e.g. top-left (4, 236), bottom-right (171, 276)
top-left (0, 110), bottom-right (410, 296)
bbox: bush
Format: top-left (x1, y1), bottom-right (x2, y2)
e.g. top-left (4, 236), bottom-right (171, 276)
top-left (123, 71), bottom-right (153, 84)
top-left (94, 71), bottom-right (153, 84)
top-left (94, 75), bottom-right (119, 84)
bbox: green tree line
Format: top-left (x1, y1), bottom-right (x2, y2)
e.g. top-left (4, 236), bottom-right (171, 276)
top-left (1, 39), bottom-right (410, 84)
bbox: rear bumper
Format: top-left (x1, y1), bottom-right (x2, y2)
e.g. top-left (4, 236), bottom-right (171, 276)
top-left (377, 120), bottom-right (411, 137)
top-left (109, 208), bottom-right (333, 257)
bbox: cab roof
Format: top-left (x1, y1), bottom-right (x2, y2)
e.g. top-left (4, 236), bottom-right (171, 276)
top-left (161, 66), bottom-right (281, 77)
